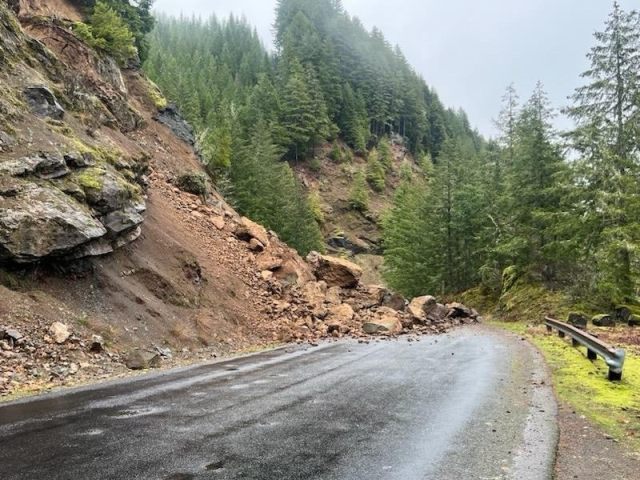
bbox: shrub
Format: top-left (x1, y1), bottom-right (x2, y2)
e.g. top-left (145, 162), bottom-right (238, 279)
top-left (309, 156), bottom-right (322, 172)
top-left (328, 140), bottom-right (344, 163)
top-left (309, 191), bottom-right (325, 224)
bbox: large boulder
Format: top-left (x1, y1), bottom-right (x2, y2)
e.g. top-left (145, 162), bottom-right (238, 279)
top-left (306, 252), bottom-right (363, 288)
top-left (301, 281), bottom-right (328, 308)
top-left (326, 304), bottom-right (355, 325)
top-left (381, 290), bottom-right (406, 311)
top-left (256, 251), bottom-right (283, 272)
top-left (154, 104), bottom-right (201, 159)
top-left (363, 314), bottom-right (403, 335)
top-left (125, 350), bottom-right (162, 370)
top-left (235, 217), bottom-right (269, 247)
top-left (0, 152), bottom-right (69, 179)
top-left (446, 302), bottom-right (473, 318)
top-left (0, 181), bottom-right (107, 262)
top-left (407, 296), bottom-right (437, 322)
top-left (102, 206), bottom-right (144, 238)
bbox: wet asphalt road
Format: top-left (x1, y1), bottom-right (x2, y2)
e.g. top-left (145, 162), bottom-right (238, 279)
top-left (0, 326), bottom-right (557, 480)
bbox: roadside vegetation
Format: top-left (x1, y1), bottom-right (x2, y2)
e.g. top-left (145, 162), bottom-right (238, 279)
top-left (493, 320), bottom-right (640, 452)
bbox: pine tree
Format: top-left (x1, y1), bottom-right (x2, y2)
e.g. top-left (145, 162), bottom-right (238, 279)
top-left (494, 84), bottom-right (519, 168)
top-left (309, 190), bottom-right (325, 223)
top-left (329, 140), bottom-right (343, 163)
top-left (349, 167), bottom-right (369, 211)
top-left (230, 120), bottom-right (324, 255)
top-left (366, 148), bottom-right (386, 192)
top-left (378, 136), bottom-right (393, 170)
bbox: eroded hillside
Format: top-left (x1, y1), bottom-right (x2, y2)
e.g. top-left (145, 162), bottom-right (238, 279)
top-left (0, 1), bottom-right (480, 399)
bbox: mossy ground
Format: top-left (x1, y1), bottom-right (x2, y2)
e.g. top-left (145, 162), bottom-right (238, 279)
top-left (492, 320), bottom-right (640, 451)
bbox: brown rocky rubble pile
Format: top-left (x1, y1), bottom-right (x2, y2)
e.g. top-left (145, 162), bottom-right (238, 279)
top-left (236, 226), bottom-right (484, 344)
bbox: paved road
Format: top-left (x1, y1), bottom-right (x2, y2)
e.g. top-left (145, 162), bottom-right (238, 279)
top-left (0, 326), bottom-right (557, 480)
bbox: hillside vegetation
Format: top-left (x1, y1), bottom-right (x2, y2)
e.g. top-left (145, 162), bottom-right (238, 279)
top-left (143, 0), bottom-right (482, 261)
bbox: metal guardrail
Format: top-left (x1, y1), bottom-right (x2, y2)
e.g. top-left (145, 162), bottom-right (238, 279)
top-left (544, 317), bottom-right (626, 381)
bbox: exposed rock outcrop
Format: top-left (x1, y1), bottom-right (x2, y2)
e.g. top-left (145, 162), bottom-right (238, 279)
top-left (23, 84), bottom-right (64, 120)
top-left (154, 104), bottom-right (202, 161)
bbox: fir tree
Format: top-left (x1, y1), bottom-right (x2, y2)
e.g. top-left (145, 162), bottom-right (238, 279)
top-left (366, 148), bottom-right (386, 192)
top-left (349, 167), bottom-right (369, 211)
top-left (564, 2), bottom-right (640, 302)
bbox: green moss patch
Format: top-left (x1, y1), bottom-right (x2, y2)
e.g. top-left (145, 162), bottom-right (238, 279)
top-left (77, 168), bottom-right (105, 191)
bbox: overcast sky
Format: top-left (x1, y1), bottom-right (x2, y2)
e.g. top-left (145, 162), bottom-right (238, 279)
top-left (153, 0), bottom-right (636, 138)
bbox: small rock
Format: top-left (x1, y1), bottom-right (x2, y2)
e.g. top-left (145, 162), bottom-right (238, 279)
top-left (90, 335), bottom-right (104, 353)
top-left (209, 216), bottom-right (226, 230)
top-left (49, 322), bottom-right (71, 344)
top-left (2, 329), bottom-right (23, 342)
top-left (249, 238), bottom-right (265, 252)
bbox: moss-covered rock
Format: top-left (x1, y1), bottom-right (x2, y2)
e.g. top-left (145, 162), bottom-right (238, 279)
top-left (501, 265), bottom-right (519, 294)
top-left (175, 171), bottom-right (207, 196)
top-left (592, 314), bottom-right (615, 327)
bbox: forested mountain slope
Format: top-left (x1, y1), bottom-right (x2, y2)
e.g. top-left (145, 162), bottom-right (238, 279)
top-left (144, 0), bottom-right (484, 282)
top-left (146, 0), bottom-right (640, 318)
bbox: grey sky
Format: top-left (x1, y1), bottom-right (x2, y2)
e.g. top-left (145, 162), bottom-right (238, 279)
top-left (153, 0), bottom-right (636, 137)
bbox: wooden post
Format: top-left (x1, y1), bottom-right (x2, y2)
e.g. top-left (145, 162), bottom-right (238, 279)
top-left (587, 349), bottom-right (597, 361)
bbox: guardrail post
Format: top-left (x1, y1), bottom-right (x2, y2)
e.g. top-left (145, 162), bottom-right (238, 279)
top-left (546, 324), bottom-right (552, 333)
top-left (558, 331), bottom-right (566, 338)
top-left (587, 349), bottom-right (597, 361)
top-left (572, 338), bottom-right (580, 347)
top-left (608, 370), bottom-right (622, 381)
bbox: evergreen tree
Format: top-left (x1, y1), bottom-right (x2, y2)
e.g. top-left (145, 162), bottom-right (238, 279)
top-left (564, 2), bottom-right (640, 302)
top-left (378, 136), bottom-right (393, 170)
top-left (382, 178), bottom-right (433, 297)
top-left (230, 121), bottom-right (324, 255)
top-left (75, 2), bottom-right (137, 66)
top-left (349, 167), bottom-right (369, 211)
top-left (366, 148), bottom-right (386, 192)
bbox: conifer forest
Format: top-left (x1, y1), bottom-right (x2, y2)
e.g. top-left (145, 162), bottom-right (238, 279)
top-left (144, 0), bottom-right (640, 311)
